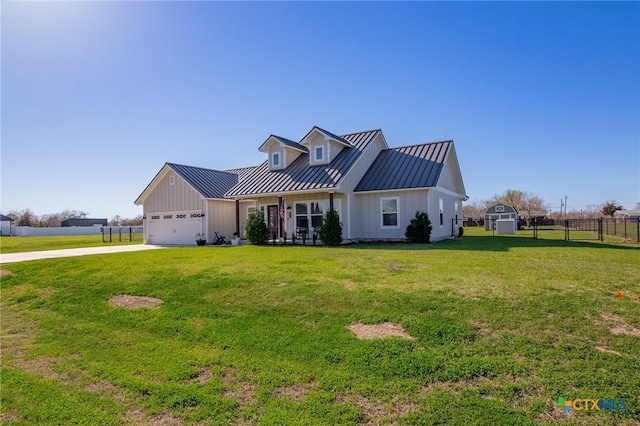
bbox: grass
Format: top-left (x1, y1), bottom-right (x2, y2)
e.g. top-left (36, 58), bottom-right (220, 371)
top-left (1, 228), bottom-right (639, 425)
top-left (0, 234), bottom-right (142, 254)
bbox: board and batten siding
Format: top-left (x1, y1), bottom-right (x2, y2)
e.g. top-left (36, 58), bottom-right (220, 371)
top-left (352, 189), bottom-right (428, 240)
top-left (206, 199), bottom-right (236, 242)
top-left (143, 171), bottom-right (203, 214)
top-left (336, 133), bottom-right (385, 192)
top-left (428, 189), bottom-right (463, 241)
top-left (437, 162), bottom-right (459, 193)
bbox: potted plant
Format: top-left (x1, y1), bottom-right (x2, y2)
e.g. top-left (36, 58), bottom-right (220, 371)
top-left (195, 233), bottom-right (206, 246)
top-left (231, 231), bottom-right (240, 246)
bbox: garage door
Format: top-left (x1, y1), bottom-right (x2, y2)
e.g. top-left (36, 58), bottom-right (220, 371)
top-left (147, 211), bottom-right (204, 245)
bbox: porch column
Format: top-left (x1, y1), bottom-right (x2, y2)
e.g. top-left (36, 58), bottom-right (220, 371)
top-left (329, 192), bottom-right (334, 211)
top-left (235, 200), bottom-right (240, 236)
top-left (278, 196), bottom-right (284, 237)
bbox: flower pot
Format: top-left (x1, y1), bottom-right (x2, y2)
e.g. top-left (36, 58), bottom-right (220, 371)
top-left (196, 239), bottom-right (206, 246)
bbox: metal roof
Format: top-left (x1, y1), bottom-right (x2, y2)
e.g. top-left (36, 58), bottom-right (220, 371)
top-left (1, 214), bottom-right (15, 221)
top-left (259, 135), bottom-right (308, 153)
top-left (224, 165), bottom-right (260, 181)
top-left (167, 163), bottom-right (239, 199)
top-left (226, 129), bottom-right (380, 197)
top-left (354, 140), bottom-right (452, 192)
top-left (301, 126), bottom-right (351, 147)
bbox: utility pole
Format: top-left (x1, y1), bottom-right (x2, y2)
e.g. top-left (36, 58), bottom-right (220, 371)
top-left (564, 196), bottom-right (568, 219)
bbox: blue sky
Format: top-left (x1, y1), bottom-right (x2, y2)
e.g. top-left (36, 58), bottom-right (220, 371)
top-left (2, 1), bottom-right (639, 220)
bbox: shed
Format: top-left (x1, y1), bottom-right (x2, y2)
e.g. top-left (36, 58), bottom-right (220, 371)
top-left (61, 218), bottom-right (108, 227)
top-left (1, 214), bottom-right (15, 236)
top-left (485, 204), bottom-right (518, 232)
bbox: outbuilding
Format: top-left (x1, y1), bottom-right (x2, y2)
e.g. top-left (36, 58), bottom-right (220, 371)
top-left (485, 203), bottom-right (518, 232)
top-left (61, 218), bottom-right (108, 227)
top-left (1, 214), bottom-right (15, 236)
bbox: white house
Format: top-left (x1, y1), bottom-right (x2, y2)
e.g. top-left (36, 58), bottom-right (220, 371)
top-left (135, 126), bottom-right (468, 245)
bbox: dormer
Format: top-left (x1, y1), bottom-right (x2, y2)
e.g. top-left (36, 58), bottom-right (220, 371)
top-left (259, 135), bottom-right (307, 171)
top-left (300, 126), bottom-right (351, 166)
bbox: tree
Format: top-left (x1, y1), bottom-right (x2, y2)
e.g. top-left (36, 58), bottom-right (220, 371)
top-left (462, 200), bottom-right (486, 220)
top-left (405, 211), bottom-right (432, 243)
top-left (110, 215), bottom-right (122, 226)
top-left (244, 211), bottom-right (269, 245)
top-left (318, 209), bottom-right (343, 246)
top-left (13, 209), bottom-right (36, 226)
top-left (492, 189), bottom-right (546, 225)
top-left (601, 201), bottom-right (623, 217)
top-left (121, 215), bottom-right (143, 226)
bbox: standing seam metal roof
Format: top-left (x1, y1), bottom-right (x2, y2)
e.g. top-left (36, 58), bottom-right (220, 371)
top-left (167, 163), bottom-right (239, 199)
top-left (354, 140), bottom-right (452, 192)
top-left (225, 129), bottom-right (380, 197)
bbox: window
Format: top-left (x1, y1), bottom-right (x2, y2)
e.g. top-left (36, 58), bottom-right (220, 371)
top-left (454, 201), bottom-right (459, 224)
top-left (381, 197), bottom-right (399, 227)
top-left (295, 203), bottom-right (308, 230)
top-left (272, 152), bottom-right (280, 167)
top-left (295, 200), bottom-right (339, 233)
top-left (315, 146), bottom-right (324, 162)
top-left (439, 197), bottom-right (444, 227)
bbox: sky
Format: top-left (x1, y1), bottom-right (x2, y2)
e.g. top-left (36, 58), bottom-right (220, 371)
top-left (2, 1), bottom-right (639, 220)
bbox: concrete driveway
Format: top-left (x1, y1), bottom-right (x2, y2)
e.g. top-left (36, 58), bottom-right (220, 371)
top-left (0, 244), bottom-right (165, 264)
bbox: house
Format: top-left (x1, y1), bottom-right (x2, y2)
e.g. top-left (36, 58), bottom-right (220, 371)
top-left (1, 214), bottom-right (15, 236)
top-left (135, 127), bottom-right (467, 245)
top-left (61, 218), bottom-right (108, 227)
top-left (614, 209), bottom-right (640, 220)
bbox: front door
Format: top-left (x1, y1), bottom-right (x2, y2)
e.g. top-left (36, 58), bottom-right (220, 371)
top-left (267, 205), bottom-right (279, 239)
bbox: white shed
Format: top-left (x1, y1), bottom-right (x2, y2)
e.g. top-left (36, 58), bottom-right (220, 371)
top-left (1, 214), bottom-right (15, 236)
top-left (485, 204), bottom-right (518, 232)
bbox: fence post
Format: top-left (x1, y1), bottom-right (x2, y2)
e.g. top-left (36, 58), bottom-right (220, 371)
top-left (130, 226), bottom-right (133, 241)
top-left (599, 218), bottom-right (603, 242)
top-left (564, 220), bottom-right (569, 241)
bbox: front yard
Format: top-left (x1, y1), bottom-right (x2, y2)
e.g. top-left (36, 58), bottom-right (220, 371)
top-left (1, 230), bottom-right (638, 424)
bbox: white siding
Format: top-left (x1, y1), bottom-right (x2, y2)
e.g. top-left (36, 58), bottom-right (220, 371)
top-left (337, 133), bottom-right (385, 193)
top-left (143, 171), bottom-right (203, 214)
top-left (428, 189), bottom-right (462, 241)
top-left (353, 190), bottom-right (428, 240)
top-left (206, 200), bottom-right (237, 242)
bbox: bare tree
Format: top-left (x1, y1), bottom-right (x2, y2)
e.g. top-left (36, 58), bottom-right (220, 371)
top-left (462, 200), bottom-right (486, 220)
top-left (109, 215), bottom-right (122, 226)
top-left (120, 215), bottom-right (143, 226)
top-left (492, 189), bottom-right (546, 226)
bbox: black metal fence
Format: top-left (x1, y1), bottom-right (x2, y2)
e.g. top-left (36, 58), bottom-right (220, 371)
top-left (531, 218), bottom-right (639, 243)
top-left (101, 226), bottom-right (143, 242)
top-left (465, 217), bottom-right (639, 243)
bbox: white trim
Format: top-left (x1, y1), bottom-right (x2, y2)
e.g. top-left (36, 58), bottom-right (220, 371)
top-left (438, 196), bottom-right (444, 228)
top-left (204, 201), bottom-right (209, 241)
top-left (380, 197), bottom-right (400, 229)
top-left (355, 187), bottom-right (428, 196)
top-left (433, 186), bottom-right (466, 199)
top-left (315, 145), bottom-right (325, 162)
top-left (230, 188), bottom-right (343, 199)
top-left (346, 193), bottom-right (352, 239)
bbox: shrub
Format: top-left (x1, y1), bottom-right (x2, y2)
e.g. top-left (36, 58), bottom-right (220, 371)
top-left (405, 211), bottom-right (432, 243)
top-left (318, 209), bottom-right (343, 246)
top-left (244, 211), bottom-right (269, 245)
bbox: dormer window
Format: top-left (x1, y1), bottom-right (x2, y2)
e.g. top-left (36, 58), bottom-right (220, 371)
top-left (315, 146), bottom-right (324, 162)
top-left (272, 152), bottom-right (280, 167)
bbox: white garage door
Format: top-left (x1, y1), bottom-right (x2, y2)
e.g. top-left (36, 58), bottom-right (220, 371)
top-left (147, 211), bottom-right (204, 245)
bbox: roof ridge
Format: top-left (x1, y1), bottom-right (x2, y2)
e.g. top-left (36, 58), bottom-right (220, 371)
top-left (388, 139), bottom-right (453, 150)
top-left (340, 129), bottom-right (381, 137)
top-left (167, 162), bottom-right (237, 176)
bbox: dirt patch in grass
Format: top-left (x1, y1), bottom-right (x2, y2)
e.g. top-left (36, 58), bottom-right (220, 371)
top-left (221, 369), bottom-right (257, 405)
top-left (0, 269), bottom-right (15, 276)
top-left (600, 312), bottom-right (640, 338)
top-left (595, 346), bottom-right (622, 356)
top-left (124, 408), bottom-right (183, 426)
top-left (271, 381), bottom-right (315, 403)
top-left (336, 393), bottom-right (418, 424)
top-left (108, 295), bottom-right (163, 309)
top-left (348, 322), bottom-right (414, 340)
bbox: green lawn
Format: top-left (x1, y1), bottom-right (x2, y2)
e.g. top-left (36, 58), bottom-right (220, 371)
top-left (0, 234), bottom-right (142, 254)
top-left (1, 229), bottom-right (639, 425)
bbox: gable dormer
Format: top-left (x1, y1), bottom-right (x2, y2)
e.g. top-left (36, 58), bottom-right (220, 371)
top-left (258, 135), bottom-right (307, 171)
top-left (300, 126), bottom-right (351, 166)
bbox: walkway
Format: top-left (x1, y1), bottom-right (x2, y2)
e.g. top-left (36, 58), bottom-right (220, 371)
top-left (0, 244), bottom-right (165, 264)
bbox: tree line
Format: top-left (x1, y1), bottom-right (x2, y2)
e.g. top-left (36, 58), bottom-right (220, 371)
top-left (2, 209), bottom-right (143, 227)
top-left (463, 190), bottom-right (633, 224)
